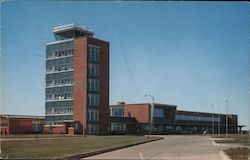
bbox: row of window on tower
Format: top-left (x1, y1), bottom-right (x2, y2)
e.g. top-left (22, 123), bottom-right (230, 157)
top-left (46, 64), bottom-right (73, 73)
top-left (46, 78), bottom-right (98, 92)
top-left (46, 93), bottom-right (73, 101)
top-left (46, 93), bottom-right (99, 106)
top-left (46, 79), bottom-right (73, 87)
top-left (46, 49), bottom-right (73, 59)
top-left (46, 107), bottom-right (73, 115)
top-left (46, 63), bottom-right (98, 78)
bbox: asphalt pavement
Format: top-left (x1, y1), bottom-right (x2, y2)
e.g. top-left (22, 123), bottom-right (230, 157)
top-left (83, 135), bottom-right (224, 160)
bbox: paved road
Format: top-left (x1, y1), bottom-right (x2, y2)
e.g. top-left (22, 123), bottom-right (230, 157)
top-left (83, 135), bottom-right (224, 160)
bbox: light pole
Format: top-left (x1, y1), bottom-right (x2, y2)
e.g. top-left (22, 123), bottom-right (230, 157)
top-left (83, 86), bottom-right (87, 138)
top-left (74, 80), bottom-right (86, 138)
top-left (207, 103), bottom-right (214, 135)
top-left (145, 94), bottom-right (155, 136)
top-left (218, 107), bottom-right (220, 135)
top-left (225, 99), bottom-right (228, 140)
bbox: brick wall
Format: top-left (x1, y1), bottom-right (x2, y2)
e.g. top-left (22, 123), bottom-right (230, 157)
top-left (44, 125), bottom-right (65, 134)
top-left (124, 104), bottom-right (151, 123)
top-left (87, 37), bottom-right (110, 134)
top-left (73, 37), bottom-right (88, 134)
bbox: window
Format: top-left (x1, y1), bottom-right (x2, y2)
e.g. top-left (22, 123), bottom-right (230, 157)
top-left (176, 115), bottom-right (220, 122)
top-left (46, 52), bottom-right (54, 59)
top-left (46, 80), bottom-right (53, 87)
top-left (46, 66), bottom-right (54, 73)
top-left (176, 126), bottom-right (182, 132)
top-left (154, 108), bottom-right (164, 118)
top-left (88, 109), bottom-right (99, 121)
top-left (88, 79), bottom-right (99, 91)
top-left (111, 108), bottom-right (123, 117)
top-left (45, 121), bottom-right (63, 126)
top-left (87, 124), bottom-right (99, 134)
top-left (88, 94), bottom-right (99, 106)
top-left (88, 64), bottom-right (99, 76)
top-left (88, 45), bottom-right (99, 62)
top-left (46, 108), bottom-right (53, 114)
top-left (46, 94), bottom-right (53, 100)
top-left (111, 123), bottom-right (125, 132)
top-left (165, 126), bottom-right (172, 130)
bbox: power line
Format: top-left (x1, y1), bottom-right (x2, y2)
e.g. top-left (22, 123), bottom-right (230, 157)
top-left (119, 40), bottom-right (138, 93)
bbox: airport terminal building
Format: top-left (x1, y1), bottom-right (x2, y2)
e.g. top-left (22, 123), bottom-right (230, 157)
top-left (42, 24), bottom-right (243, 135)
top-left (109, 102), bottom-right (242, 134)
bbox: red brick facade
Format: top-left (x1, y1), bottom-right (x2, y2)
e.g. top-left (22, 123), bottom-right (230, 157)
top-left (73, 37), bottom-right (88, 134)
top-left (1, 115), bottom-right (44, 134)
top-left (73, 37), bottom-right (110, 134)
top-left (44, 125), bottom-right (65, 134)
top-left (87, 37), bottom-right (110, 134)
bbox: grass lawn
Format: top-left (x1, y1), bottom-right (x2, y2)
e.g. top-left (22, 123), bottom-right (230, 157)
top-left (224, 147), bottom-right (250, 160)
top-left (213, 134), bottom-right (250, 146)
top-left (1, 135), bottom-right (159, 159)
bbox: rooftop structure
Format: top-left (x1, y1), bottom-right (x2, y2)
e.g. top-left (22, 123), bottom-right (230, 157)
top-left (53, 23), bottom-right (94, 41)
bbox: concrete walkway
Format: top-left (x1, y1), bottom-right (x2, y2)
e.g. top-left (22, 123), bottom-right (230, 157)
top-left (84, 135), bottom-right (224, 160)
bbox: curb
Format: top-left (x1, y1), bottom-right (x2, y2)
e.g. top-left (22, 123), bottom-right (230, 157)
top-left (209, 138), bottom-right (234, 141)
top-left (219, 150), bottom-right (232, 160)
top-left (213, 141), bottom-right (220, 146)
top-left (212, 140), bottom-right (246, 148)
top-left (60, 137), bottom-right (164, 160)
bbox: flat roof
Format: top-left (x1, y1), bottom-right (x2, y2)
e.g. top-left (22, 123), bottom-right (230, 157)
top-left (0, 114), bottom-right (44, 119)
top-left (110, 102), bottom-right (177, 108)
top-left (53, 23), bottom-right (94, 35)
top-left (177, 110), bottom-right (237, 116)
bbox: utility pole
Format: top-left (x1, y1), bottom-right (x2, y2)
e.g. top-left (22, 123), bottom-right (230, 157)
top-left (225, 99), bottom-right (228, 140)
top-left (75, 81), bottom-right (86, 138)
top-left (83, 86), bottom-right (87, 138)
top-left (145, 94), bottom-right (155, 136)
top-left (212, 105), bottom-right (214, 135)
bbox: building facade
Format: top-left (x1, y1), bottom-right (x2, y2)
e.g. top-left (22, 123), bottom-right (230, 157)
top-left (44, 24), bottom-right (109, 135)
top-left (110, 102), bottom-right (240, 134)
top-left (0, 115), bottom-right (44, 134)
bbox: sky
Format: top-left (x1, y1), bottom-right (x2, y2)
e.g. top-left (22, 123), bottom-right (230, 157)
top-left (1, 1), bottom-right (249, 129)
